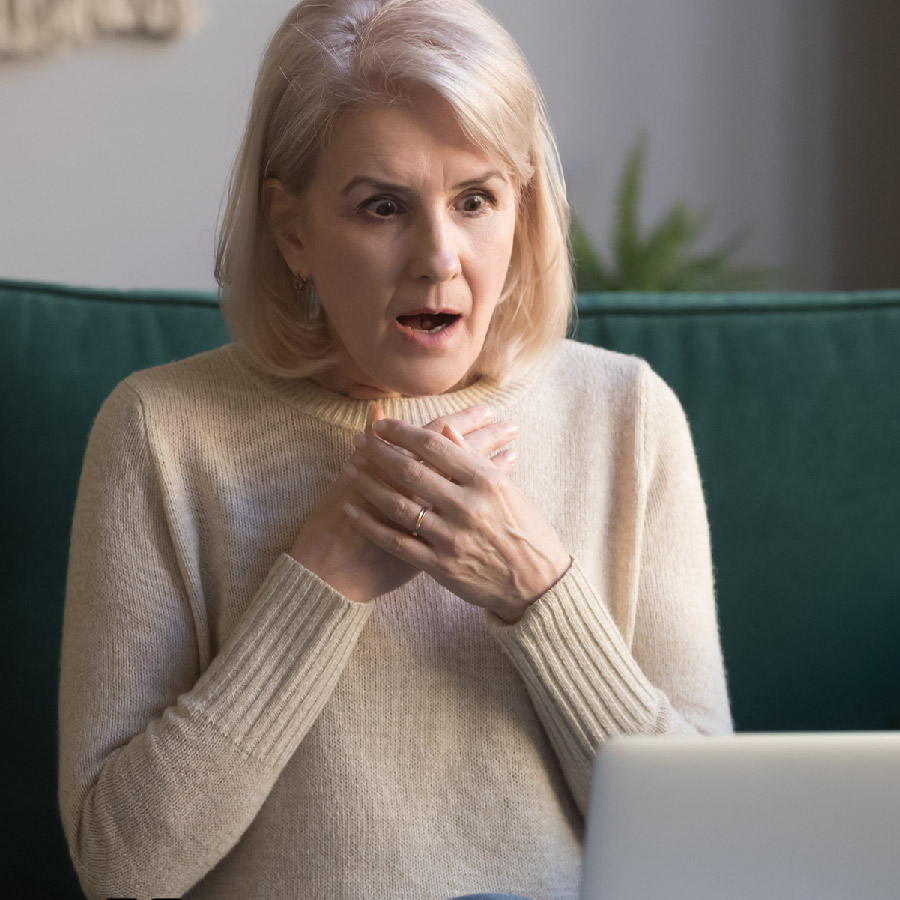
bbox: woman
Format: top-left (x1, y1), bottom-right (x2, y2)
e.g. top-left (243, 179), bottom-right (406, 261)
top-left (59, 0), bottom-right (731, 898)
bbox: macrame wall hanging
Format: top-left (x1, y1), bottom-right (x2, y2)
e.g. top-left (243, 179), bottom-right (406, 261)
top-left (0, 0), bottom-right (203, 59)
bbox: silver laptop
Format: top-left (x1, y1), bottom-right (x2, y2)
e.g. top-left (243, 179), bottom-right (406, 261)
top-left (580, 732), bottom-right (900, 900)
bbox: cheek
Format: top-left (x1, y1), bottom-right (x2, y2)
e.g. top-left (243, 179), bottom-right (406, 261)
top-left (470, 220), bottom-right (516, 297)
top-left (313, 235), bottom-right (397, 317)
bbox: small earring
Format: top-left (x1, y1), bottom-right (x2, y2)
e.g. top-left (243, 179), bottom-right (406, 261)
top-left (293, 272), bottom-right (320, 322)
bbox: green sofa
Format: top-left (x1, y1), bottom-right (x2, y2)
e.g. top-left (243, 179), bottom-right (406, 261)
top-left (3, 278), bottom-right (899, 897)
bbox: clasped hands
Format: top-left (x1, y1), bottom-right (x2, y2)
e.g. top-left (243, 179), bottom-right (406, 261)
top-left (291, 404), bottom-right (571, 623)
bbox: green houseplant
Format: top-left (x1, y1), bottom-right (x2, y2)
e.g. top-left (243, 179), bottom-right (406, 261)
top-left (572, 135), bottom-right (774, 292)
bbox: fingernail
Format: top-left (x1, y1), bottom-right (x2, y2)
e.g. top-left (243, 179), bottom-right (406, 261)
top-left (371, 419), bottom-right (387, 434)
top-left (477, 405), bottom-right (495, 419)
top-left (354, 434), bottom-right (367, 449)
top-left (502, 422), bottom-right (519, 436)
top-left (344, 461), bottom-right (358, 478)
top-left (344, 503), bottom-right (359, 519)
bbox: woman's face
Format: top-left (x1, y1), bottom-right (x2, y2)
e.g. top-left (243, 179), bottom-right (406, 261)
top-left (279, 93), bottom-right (518, 398)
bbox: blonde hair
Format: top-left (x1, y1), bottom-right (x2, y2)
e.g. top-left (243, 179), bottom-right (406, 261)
top-left (215, 0), bottom-right (573, 385)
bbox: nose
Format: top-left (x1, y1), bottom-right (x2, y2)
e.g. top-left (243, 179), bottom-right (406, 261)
top-left (410, 211), bottom-right (461, 283)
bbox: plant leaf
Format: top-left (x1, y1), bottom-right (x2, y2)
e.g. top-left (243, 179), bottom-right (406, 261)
top-left (614, 134), bottom-right (648, 287)
top-left (637, 203), bottom-right (704, 290)
top-left (570, 215), bottom-right (616, 291)
top-left (572, 134), bottom-right (777, 293)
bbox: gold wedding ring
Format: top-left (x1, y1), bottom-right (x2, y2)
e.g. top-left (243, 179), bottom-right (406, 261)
top-left (412, 506), bottom-right (427, 538)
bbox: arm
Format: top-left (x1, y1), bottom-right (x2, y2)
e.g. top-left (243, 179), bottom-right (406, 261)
top-left (60, 387), bottom-right (518, 899)
top-left (343, 365), bottom-right (731, 813)
top-left (59, 383), bottom-right (371, 900)
top-left (486, 365), bottom-right (732, 811)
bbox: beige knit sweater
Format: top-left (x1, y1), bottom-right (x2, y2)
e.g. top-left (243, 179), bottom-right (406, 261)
top-left (59, 338), bottom-right (731, 900)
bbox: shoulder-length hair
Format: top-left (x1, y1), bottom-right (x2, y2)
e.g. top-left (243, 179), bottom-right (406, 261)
top-left (215, 0), bottom-right (573, 385)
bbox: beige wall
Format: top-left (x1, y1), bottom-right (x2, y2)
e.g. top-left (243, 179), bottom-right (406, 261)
top-left (0, 0), bottom-right (895, 291)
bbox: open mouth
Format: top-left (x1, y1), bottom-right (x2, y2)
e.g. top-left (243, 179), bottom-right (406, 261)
top-left (396, 312), bottom-right (461, 334)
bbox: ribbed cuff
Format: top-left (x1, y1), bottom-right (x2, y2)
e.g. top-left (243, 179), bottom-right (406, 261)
top-left (487, 557), bottom-right (662, 756)
top-left (187, 554), bottom-right (372, 767)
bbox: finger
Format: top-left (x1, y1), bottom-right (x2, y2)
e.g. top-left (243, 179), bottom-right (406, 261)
top-left (490, 447), bottom-right (517, 475)
top-left (424, 404), bottom-right (495, 438)
top-left (336, 403), bottom-right (386, 483)
top-left (455, 420), bottom-right (518, 460)
top-left (367, 420), bottom-right (476, 488)
top-left (344, 501), bottom-right (436, 568)
top-left (345, 460), bottom-right (439, 537)
top-left (357, 430), bottom-right (463, 506)
top-left (441, 422), bottom-right (514, 471)
top-left (441, 423), bottom-right (467, 448)
top-left (442, 420), bottom-right (519, 470)
top-left (366, 401), bottom-right (386, 432)
top-left (347, 449), bottom-right (426, 506)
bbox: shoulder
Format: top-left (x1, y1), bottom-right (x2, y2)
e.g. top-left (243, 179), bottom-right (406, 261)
top-left (536, 338), bottom-right (671, 414)
top-left (101, 344), bottom-right (262, 428)
top-left (523, 340), bottom-right (692, 455)
top-left (121, 344), bottom-right (245, 406)
top-left (89, 345), bottom-right (252, 453)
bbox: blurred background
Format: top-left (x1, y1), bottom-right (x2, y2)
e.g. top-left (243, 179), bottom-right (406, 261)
top-left (0, 0), bottom-right (897, 292)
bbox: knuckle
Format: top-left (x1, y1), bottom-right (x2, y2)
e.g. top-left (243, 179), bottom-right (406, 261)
top-left (474, 465), bottom-right (505, 494)
top-left (459, 504), bottom-right (483, 535)
top-left (387, 531), bottom-right (408, 557)
top-left (420, 433), bottom-right (444, 456)
top-left (388, 497), bottom-right (407, 522)
top-left (447, 530), bottom-right (466, 558)
top-left (397, 458), bottom-right (423, 485)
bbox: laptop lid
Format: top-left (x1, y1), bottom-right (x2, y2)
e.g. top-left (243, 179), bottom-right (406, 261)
top-left (580, 733), bottom-right (900, 900)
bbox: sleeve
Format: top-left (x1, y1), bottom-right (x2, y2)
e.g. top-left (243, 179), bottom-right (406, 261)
top-left (487, 364), bottom-right (732, 813)
top-left (58, 382), bottom-right (372, 900)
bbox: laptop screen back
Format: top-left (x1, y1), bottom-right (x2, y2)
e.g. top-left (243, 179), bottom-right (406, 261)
top-left (580, 733), bottom-right (900, 900)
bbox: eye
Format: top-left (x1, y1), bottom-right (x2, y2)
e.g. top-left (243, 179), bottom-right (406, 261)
top-left (455, 191), bottom-right (494, 214)
top-left (363, 197), bottom-right (401, 218)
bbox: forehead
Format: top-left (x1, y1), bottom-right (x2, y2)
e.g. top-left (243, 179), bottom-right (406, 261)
top-left (314, 95), bottom-right (509, 190)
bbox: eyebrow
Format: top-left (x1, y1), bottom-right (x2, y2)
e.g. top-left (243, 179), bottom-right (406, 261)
top-left (341, 170), bottom-right (509, 196)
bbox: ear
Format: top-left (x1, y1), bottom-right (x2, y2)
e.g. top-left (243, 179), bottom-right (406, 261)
top-left (261, 177), bottom-right (310, 278)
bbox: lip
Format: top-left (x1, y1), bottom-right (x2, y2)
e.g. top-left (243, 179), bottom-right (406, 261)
top-left (394, 310), bottom-right (462, 349)
top-left (397, 307), bottom-right (462, 318)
